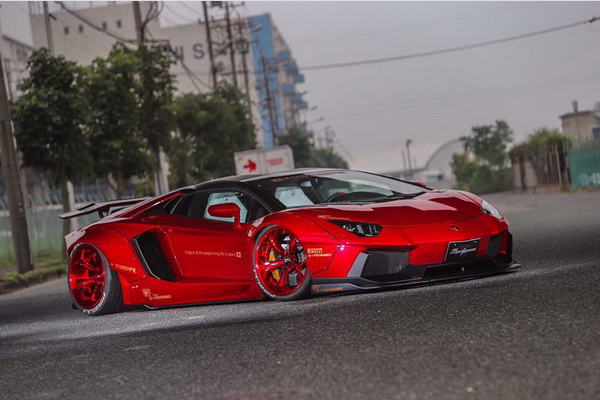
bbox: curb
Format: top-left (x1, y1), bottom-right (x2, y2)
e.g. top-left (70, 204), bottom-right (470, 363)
top-left (0, 271), bottom-right (65, 295)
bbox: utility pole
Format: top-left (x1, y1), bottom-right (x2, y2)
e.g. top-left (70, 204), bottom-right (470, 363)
top-left (202, 1), bottom-right (218, 87)
top-left (0, 51), bottom-right (33, 273)
top-left (43, 2), bottom-right (54, 54)
top-left (224, 2), bottom-right (238, 88)
top-left (132, 1), bottom-right (145, 44)
top-left (261, 57), bottom-right (277, 147)
top-left (237, 18), bottom-right (252, 117)
top-left (325, 127), bottom-right (335, 149)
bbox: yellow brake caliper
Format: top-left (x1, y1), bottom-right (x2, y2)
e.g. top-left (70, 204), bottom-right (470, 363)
top-left (269, 248), bottom-right (281, 282)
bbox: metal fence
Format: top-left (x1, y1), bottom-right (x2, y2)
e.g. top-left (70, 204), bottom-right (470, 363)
top-left (568, 139), bottom-right (600, 189)
top-left (512, 144), bottom-right (568, 192)
top-left (0, 187), bottom-right (112, 266)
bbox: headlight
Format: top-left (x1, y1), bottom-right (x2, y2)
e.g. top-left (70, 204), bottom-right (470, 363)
top-left (329, 220), bottom-right (382, 237)
top-left (481, 200), bottom-right (503, 219)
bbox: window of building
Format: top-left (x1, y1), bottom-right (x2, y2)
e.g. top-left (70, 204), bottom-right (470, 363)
top-left (116, 19), bottom-right (122, 28)
top-left (101, 22), bottom-right (107, 30)
top-left (64, 26), bottom-right (69, 35)
top-left (78, 25), bottom-right (84, 33)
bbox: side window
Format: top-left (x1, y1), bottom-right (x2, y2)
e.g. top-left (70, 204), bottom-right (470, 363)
top-left (204, 191), bottom-right (250, 223)
top-left (170, 190), bottom-right (270, 223)
top-left (274, 186), bottom-right (313, 207)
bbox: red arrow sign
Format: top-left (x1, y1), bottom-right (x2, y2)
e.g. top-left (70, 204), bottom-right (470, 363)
top-left (243, 159), bottom-right (257, 172)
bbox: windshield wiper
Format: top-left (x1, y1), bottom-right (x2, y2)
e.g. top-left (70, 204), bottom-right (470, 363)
top-left (380, 191), bottom-right (426, 201)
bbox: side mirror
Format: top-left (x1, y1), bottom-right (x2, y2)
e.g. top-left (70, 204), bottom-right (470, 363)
top-left (409, 181), bottom-right (428, 189)
top-left (207, 203), bottom-right (242, 229)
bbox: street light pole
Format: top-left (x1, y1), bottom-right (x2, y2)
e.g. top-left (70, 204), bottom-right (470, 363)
top-left (406, 139), bottom-right (413, 177)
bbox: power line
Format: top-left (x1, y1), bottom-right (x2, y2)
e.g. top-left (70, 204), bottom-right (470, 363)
top-left (164, 3), bottom-right (197, 24)
top-left (55, 1), bottom-right (135, 44)
top-left (179, 1), bottom-right (201, 17)
top-left (303, 16), bottom-right (599, 71)
top-left (321, 74), bottom-right (600, 121)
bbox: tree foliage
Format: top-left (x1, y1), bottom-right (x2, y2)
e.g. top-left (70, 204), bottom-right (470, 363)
top-left (86, 45), bottom-right (151, 197)
top-left (137, 45), bottom-right (176, 191)
top-left (171, 83), bottom-right (256, 185)
top-left (12, 48), bottom-right (89, 183)
top-left (510, 127), bottom-right (570, 159)
top-left (278, 128), bottom-right (348, 169)
top-left (452, 120), bottom-right (513, 194)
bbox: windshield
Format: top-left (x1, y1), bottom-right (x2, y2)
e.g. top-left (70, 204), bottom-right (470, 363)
top-left (252, 170), bottom-right (427, 208)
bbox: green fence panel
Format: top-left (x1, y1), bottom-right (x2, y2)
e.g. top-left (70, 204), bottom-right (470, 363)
top-left (569, 146), bottom-right (600, 188)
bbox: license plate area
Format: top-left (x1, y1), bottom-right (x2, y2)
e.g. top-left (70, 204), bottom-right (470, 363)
top-left (445, 238), bottom-right (480, 262)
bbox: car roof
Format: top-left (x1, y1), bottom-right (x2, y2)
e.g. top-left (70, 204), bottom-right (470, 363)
top-left (193, 168), bottom-right (346, 189)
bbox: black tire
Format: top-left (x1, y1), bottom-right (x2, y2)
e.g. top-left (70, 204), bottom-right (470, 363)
top-left (252, 225), bottom-right (311, 301)
top-left (68, 243), bottom-right (123, 316)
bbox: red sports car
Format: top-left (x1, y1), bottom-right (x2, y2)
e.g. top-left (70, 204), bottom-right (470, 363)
top-left (61, 168), bottom-right (520, 316)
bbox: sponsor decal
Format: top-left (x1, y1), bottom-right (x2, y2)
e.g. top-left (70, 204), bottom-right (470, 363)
top-left (141, 288), bottom-right (172, 301)
top-left (307, 248), bottom-right (332, 258)
top-left (112, 263), bottom-right (137, 274)
top-left (312, 285), bottom-right (344, 293)
top-left (317, 215), bottom-right (351, 221)
top-left (184, 250), bottom-right (242, 258)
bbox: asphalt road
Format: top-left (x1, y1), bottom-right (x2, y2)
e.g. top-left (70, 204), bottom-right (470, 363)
top-left (1, 191), bottom-right (599, 400)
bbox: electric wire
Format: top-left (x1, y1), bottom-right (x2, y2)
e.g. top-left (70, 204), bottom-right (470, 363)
top-left (164, 3), bottom-right (197, 24)
top-left (55, 1), bottom-right (135, 44)
top-left (320, 74), bottom-right (600, 121)
top-left (178, 1), bottom-right (201, 17)
top-left (303, 16), bottom-right (600, 71)
top-left (13, 5), bottom-right (102, 58)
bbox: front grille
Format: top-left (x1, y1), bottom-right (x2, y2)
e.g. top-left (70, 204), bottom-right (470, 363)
top-left (423, 259), bottom-right (496, 279)
top-left (361, 251), bottom-right (410, 281)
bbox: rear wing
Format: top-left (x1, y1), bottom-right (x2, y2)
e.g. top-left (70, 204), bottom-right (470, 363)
top-left (58, 197), bottom-right (150, 220)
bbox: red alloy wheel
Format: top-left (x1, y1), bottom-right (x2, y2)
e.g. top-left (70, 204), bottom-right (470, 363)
top-left (68, 245), bottom-right (106, 310)
top-left (254, 227), bottom-right (308, 297)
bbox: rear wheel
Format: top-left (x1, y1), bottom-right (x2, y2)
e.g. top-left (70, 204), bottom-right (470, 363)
top-left (253, 225), bottom-right (311, 300)
top-left (68, 244), bottom-right (122, 316)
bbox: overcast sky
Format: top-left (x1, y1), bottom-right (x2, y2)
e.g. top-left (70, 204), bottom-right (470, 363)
top-left (3, 1), bottom-right (600, 173)
top-left (240, 1), bottom-right (600, 172)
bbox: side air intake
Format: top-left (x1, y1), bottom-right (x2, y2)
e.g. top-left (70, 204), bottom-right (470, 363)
top-left (133, 231), bottom-right (176, 281)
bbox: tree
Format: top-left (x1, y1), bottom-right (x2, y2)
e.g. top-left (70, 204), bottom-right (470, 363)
top-left (12, 48), bottom-right (90, 242)
top-left (452, 120), bottom-right (513, 194)
top-left (171, 83), bottom-right (256, 184)
top-left (510, 127), bottom-right (570, 159)
top-left (137, 45), bottom-right (176, 194)
top-left (312, 148), bottom-right (349, 169)
top-left (86, 45), bottom-right (151, 198)
top-left (279, 128), bottom-right (349, 168)
top-left (278, 128), bottom-right (313, 167)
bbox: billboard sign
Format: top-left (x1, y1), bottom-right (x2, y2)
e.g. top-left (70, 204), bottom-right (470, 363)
top-left (234, 145), bottom-right (295, 175)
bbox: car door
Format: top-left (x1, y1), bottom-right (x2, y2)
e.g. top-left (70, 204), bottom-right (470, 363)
top-left (157, 189), bottom-right (264, 283)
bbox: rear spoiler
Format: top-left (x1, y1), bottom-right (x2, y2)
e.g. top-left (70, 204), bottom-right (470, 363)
top-left (59, 197), bottom-right (150, 220)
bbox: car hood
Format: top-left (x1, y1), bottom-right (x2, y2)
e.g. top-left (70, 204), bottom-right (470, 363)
top-left (285, 190), bottom-right (483, 229)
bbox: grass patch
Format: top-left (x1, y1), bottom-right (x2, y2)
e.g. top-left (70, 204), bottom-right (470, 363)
top-left (1, 259), bottom-right (66, 284)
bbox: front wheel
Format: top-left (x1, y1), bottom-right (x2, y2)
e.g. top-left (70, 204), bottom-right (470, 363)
top-left (253, 225), bottom-right (311, 300)
top-left (68, 243), bottom-right (122, 316)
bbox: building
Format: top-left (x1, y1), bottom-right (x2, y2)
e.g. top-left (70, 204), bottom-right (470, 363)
top-left (28, 2), bottom-right (309, 150)
top-left (249, 13), bottom-right (307, 148)
top-left (559, 106), bottom-right (600, 140)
